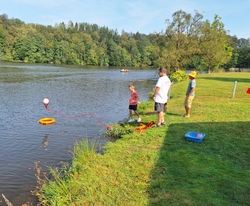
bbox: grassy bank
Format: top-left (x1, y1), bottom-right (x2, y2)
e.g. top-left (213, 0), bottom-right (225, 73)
top-left (38, 73), bottom-right (250, 206)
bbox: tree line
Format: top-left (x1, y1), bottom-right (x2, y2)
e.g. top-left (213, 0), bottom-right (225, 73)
top-left (0, 11), bottom-right (249, 73)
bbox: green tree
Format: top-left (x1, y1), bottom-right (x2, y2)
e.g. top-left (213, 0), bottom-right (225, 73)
top-left (233, 37), bottom-right (250, 68)
top-left (107, 39), bottom-right (121, 66)
top-left (136, 36), bottom-right (152, 67)
top-left (70, 33), bottom-right (86, 64)
top-left (97, 46), bottom-right (109, 66)
top-left (145, 45), bottom-right (160, 67)
top-left (12, 37), bottom-right (33, 62)
top-left (67, 51), bottom-right (80, 65)
top-left (158, 10), bottom-right (203, 71)
top-left (200, 15), bottom-right (233, 73)
top-left (120, 47), bottom-right (132, 66)
top-left (53, 40), bottom-right (71, 64)
top-left (237, 46), bottom-right (250, 68)
top-left (0, 11), bottom-right (241, 68)
top-left (130, 47), bottom-right (141, 67)
top-left (157, 10), bottom-right (232, 73)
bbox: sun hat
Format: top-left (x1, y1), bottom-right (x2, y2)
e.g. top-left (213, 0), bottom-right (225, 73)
top-left (188, 71), bottom-right (197, 78)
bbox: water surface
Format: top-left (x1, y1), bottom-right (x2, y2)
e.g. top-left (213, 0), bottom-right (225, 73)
top-left (0, 63), bottom-right (156, 204)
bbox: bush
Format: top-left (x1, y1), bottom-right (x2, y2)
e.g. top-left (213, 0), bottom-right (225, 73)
top-left (104, 125), bottom-right (133, 139)
top-left (137, 101), bottom-right (154, 114)
top-left (170, 70), bottom-right (187, 82)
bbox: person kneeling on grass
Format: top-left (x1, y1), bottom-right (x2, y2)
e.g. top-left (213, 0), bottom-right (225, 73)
top-left (128, 83), bottom-right (141, 123)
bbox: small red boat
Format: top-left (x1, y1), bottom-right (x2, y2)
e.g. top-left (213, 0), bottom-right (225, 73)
top-left (120, 69), bottom-right (129, 72)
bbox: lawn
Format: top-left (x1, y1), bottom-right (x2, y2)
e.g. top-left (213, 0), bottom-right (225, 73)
top-left (38, 72), bottom-right (250, 206)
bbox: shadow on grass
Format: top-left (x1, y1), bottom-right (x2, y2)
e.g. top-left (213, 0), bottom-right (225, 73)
top-left (148, 121), bottom-right (250, 206)
top-left (145, 111), bottom-right (157, 115)
top-left (144, 112), bottom-right (180, 116)
top-left (165, 112), bottom-right (181, 116)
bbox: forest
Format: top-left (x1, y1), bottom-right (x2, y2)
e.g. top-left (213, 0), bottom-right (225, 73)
top-left (0, 10), bottom-right (249, 73)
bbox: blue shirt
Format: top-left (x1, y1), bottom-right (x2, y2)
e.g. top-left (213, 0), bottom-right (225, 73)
top-left (186, 79), bottom-right (196, 96)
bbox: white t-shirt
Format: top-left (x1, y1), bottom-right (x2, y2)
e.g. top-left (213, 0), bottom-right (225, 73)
top-left (155, 75), bottom-right (171, 103)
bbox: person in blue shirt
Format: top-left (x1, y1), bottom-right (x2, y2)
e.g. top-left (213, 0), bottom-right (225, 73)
top-left (183, 71), bottom-right (198, 117)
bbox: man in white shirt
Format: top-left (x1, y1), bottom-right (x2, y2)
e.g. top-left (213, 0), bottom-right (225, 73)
top-left (153, 67), bottom-right (171, 127)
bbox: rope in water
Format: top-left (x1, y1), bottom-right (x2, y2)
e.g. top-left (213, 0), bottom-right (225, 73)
top-left (44, 105), bottom-right (110, 129)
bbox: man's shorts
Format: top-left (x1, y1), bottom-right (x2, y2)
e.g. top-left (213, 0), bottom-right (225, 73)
top-left (184, 96), bottom-right (194, 108)
top-left (154, 102), bottom-right (165, 112)
top-left (129, 105), bottom-right (137, 111)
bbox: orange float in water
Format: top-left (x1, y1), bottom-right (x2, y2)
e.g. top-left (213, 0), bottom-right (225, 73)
top-left (38, 117), bottom-right (56, 125)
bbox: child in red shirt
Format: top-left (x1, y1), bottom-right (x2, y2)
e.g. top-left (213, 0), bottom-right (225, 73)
top-left (128, 83), bottom-right (141, 122)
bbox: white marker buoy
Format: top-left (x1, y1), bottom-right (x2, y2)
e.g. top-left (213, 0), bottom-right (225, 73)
top-left (43, 98), bottom-right (50, 105)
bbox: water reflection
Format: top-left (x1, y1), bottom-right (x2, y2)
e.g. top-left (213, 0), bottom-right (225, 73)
top-left (42, 134), bottom-right (49, 149)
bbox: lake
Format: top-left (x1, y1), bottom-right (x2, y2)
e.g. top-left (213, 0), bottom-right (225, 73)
top-left (0, 63), bottom-right (157, 205)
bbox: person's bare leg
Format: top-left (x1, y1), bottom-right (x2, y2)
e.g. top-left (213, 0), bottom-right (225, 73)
top-left (129, 110), bottom-right (133, 118)
top-left (186, 107), bottom-right (191, 116)
top-left (134, 111), bottom-right (140, 118)
top-left (161, 111), bottom-right (165, 123)
top-left (158, 111), bottom-right (164, 125)
top-left (164, 105), bottom-right (167, 113)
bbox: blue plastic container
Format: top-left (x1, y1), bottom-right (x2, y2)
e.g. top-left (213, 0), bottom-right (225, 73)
top-left (185, 131), bottom-right (205, 142)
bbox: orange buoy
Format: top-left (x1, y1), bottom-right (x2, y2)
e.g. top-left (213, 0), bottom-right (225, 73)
top-left (38, 117), bottom-right (56, 125)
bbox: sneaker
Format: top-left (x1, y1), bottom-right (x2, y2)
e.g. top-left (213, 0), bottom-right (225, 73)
top-left (137, 118), bottom-right (141, 122)
top-left (161, 122), bottom-right (166, 125)
top-left (128, 118), bottom-right (135, 123)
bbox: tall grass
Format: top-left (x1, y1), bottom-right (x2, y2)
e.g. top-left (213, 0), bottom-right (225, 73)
top-left (38, 73), bottom-right (250, 205)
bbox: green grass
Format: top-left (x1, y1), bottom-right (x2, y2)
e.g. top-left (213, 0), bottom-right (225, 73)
top-left (38, 72), bottom-right (250, 206)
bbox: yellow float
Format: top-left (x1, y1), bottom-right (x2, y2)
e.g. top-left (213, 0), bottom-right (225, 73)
top-left (38, 117), bottom-right (56, 125)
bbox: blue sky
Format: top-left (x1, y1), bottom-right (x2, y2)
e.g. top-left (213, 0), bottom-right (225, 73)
top-left (1, 0), bottom-right (249, 38)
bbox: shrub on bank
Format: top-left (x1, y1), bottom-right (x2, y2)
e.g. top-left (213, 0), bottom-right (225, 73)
top-left (170, 70), bottom-right (187, 82)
